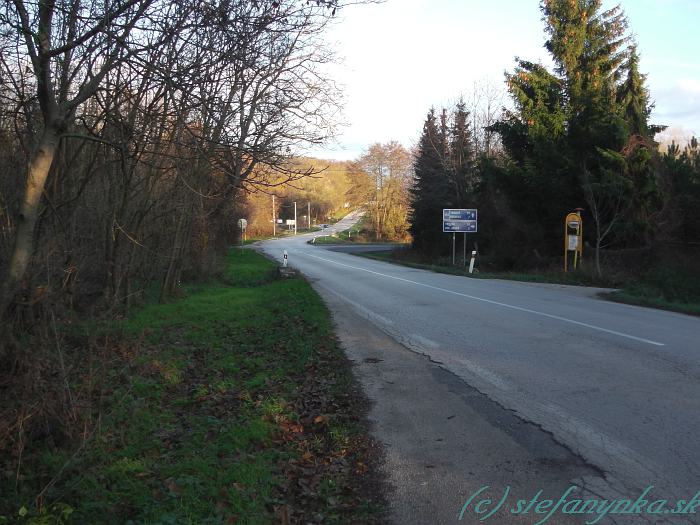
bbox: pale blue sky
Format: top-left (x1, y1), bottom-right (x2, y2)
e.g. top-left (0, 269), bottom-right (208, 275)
top-left (311, 0), bottom-right (700, 160)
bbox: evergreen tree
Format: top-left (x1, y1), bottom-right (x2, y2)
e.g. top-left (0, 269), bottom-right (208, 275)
top-left (615, 47), bottom-right (663, 245)
top-left (437, 108), bottom-right (451, 168)
top-left (662, 138), bottom-right (700, 243)
top-left (542, 0), bottom-right (628, 118)
top-left (617, 47), bottom-right (652, 136)
top-left (546, 0), bottom-right (634, 274)
top-left (489, 59), bottom-right (578, 247)
top-left (410, 109), bottom-right (451, 255)
top-left (447, 100), bottom-right (477, 204)
top-left (490, 0), bottom-right (662, 274)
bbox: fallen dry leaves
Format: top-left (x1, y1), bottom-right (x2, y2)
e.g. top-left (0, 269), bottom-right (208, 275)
top-left (269, 344), bottom-right (386, 524)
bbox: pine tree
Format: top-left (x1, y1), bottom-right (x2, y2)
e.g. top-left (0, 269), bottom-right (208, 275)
top-left (542, 0), bottom-right (628, 117)
top-left (543, 0), bottom-right (633, 274)
top-left (617, 46), bottom-right (651, 137)
top-left (489, 0), bottom-right (664, 274)
top-left (489, 58), bottom-right (578, 243)
top-left (617, 46), bottom-right (662, 245)
top-left (410, 109), bottom-right (451, 255)
top-left (447, 100), bottom-right (477, 204)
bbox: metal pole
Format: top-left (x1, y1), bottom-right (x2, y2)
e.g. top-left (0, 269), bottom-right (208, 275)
top-left (463, 233), bottom-right (467, 266)
top-left (308, 202), bottom-right (311, 229)
top-left (573, 223), bottom-right (580, 270)
top-left (452, 232), bottom-right (456, 265)
top-left (272, 195), bottom-right (276, 237)
top-left (294, 201), bottom-right (297, 235)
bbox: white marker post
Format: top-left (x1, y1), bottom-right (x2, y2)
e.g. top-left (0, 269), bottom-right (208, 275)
top-left (283, 250), bottom-right (288, 267)
top-left (468, 250), bottom-right (477, 274)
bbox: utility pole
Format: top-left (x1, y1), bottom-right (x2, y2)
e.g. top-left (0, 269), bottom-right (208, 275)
top-left (272, 195), bottom-right (276, 236)
top-left (308, 202), bottom-right (311, 229)
top-left (294, 201), bottom-right (297, 235)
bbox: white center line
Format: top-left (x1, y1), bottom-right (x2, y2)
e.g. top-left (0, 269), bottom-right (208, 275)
top-left (300, 250), bottom-right (666, 347)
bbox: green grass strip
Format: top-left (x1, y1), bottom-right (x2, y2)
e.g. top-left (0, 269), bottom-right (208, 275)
top-left (2, 249), bottom-right (382, 524)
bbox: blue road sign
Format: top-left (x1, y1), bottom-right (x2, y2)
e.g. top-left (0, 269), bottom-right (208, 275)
top-left (443, 220), bottom-right (477, 232)
top-left (443, 209), bottom-right (477, 221)
top-left (442, 209), bottom-right (478, 232)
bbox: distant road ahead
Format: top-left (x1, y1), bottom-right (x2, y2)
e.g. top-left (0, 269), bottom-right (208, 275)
top-left (258, 222), bottom-right (700, 507)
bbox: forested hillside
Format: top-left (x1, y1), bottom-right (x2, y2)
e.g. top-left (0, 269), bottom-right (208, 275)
top-left (239, 158), bottom-right (355, 237)
top-left (240, 142), bottom-right (413, 242)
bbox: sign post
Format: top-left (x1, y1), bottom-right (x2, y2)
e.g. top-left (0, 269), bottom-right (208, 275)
top-left (443, 209), bottom-right (477, 266)
top-left (564, 210), bottom-right (583, 272)
top-left (463, 233), bottom-right (467, 266)
top-left (452, 232), bottom-right (456, 265)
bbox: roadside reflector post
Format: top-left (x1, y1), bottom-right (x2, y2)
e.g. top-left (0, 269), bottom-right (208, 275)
top-left (283, 250), bottom-right (288, 267)
top-left (469, 250), bottom-right (477, 274)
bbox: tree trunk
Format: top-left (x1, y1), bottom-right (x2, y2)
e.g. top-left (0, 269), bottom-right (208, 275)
top-left (0, 126), bottom-right (60, 319)
top-left (160, 207), bottom-right (189, 302)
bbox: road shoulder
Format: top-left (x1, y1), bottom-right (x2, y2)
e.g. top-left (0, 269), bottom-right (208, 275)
top-left (317, 283), bottom-right (605, 524)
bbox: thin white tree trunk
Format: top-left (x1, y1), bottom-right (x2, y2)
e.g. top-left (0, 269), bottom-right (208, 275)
top-left (0, 127), bottom-right (60, 317)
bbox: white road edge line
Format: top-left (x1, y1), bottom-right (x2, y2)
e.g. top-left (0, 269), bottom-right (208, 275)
top-left (320, 286), bottom-right (395, 327)
top-left (301, 251), bottom-right (666, 347)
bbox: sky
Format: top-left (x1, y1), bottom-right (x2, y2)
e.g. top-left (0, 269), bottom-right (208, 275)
top-left (309, 0), bottom-right (700, 160)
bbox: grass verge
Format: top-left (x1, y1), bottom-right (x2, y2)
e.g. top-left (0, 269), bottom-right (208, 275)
top-left (240, 228), bottom-right (321, 245)
top-left (1, 249), bottom-right (384, 524)
top-left (354, 249), bottom-right (601, 285)
top-left (308, 235), bottom-right (353, 245)
top-left (309, 234), bottom-right (407, 246)
top-left (601, 274), bottom-right (700, 316)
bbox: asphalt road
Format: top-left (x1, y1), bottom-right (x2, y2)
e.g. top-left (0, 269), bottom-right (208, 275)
top-left (258, 214), bottom-right (700, 524)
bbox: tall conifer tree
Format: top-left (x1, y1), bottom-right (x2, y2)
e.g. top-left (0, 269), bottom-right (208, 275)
top-left (448, 100), bottom-right (477, 204)
top-left (617, 47), bottom-right (652, 137)
top-left (410, 109), bottom-right (451, 255)
top-left (490, 0), bottom-right (661, 274)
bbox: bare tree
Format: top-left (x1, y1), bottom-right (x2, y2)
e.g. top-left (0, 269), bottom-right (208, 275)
top-left (466, 79), bottom-right (505, 156)
top-left (0, 0), bottom-right (191, 317)
top-left (0, 0), bottom-right (346, 319)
